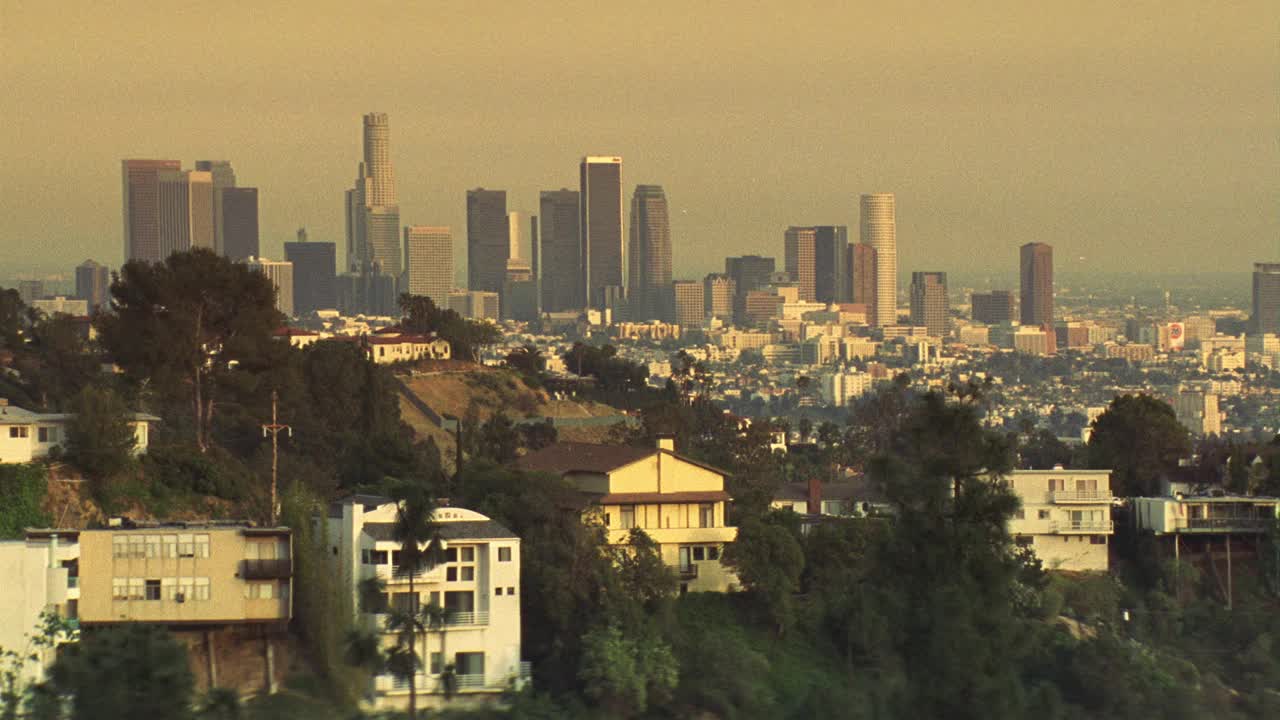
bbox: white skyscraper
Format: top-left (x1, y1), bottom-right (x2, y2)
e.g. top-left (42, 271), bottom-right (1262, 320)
top-left (247, 257), bottom-right (295, 317)
top-left (860, 193), bottom-right (897, 327)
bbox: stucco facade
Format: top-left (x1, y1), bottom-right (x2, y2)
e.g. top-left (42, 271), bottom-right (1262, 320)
top-left (1004, 469), bottom-right (1114, 572)
top-left (0, 533), bottom-right (79, 683)
top-left (0, 402), bottom-right (157, 464)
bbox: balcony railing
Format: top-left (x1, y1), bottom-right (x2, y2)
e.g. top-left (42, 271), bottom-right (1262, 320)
top-left (67, 576), bottom-right (79, 589)
top-left (518, 661), bottom-right (533, 679)
top-left (1049, 520), bottom-right (1114, 534)
top-left (678, 564), bottom-right (699, 580)
top-left (1182, 517), bottom-right (1273, 533)
top-left (454, 673), bottom-right (486, 690)
top-left (240, 559), bottom-right (292, 580)
top-left (444, 610), bottom-right (489, 626)
top-left (1049, 490), bottom-right (1111, 504)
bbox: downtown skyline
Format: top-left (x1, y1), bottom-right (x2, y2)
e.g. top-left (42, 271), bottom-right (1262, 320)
top-left (3, 3), bottom-right (1276, 283)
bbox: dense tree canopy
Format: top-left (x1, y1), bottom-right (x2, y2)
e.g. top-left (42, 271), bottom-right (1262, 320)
top-left (1087, 393), bottom-right (1192, 496)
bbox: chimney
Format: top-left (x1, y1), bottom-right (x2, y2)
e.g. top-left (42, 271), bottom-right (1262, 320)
top-left (656, 435), bottom-right (675, 453)
top-left (807, 477), bottom-right (822, 515)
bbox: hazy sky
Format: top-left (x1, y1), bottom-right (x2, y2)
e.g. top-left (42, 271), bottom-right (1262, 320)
top-left (2, 1), bottom-right (1277, 284)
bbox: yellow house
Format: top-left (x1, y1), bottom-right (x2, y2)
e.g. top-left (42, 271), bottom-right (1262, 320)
top-left (519, 438), bottom-right (738, 593)
top-left (1003, 469), bottom-right (1114, 572)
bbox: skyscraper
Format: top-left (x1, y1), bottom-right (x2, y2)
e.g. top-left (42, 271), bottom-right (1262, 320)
top-left (194, 160), bottom-right (236, 255)
top-left (784, 227), bottom-right (817, 302)
top-left (849, 243), bottom-right (877, 319)
top-left (1252, 262), bottom-right (1280, 334)
top-left (971, 291), bottom-right (1015, 324)
top-left (671, 281), bottom-right (704, 330)
top-left (157, 169), bottom-right (214, 258)
top-left (122, 159), bottom-right (181, 263)
top-left (466, 189), bottom-right (508, 293)
top-left (580, 156), bottom-right (623, 309)
top-left (221, 187), bottom-right (259, 261)
top-left (725, 255), bottom-right (775, 325)
top-left (346, 113), bottom-right (401, 276)
top-left (75, 260), bottom-right (110, 311)
top-left (539, 189), bottom-right (581, 312)
top-left (910, 271), bottom-right (950, 337)
top-left (704, 273), bottom-right (735, 323)
top-left (1020, 242), bottom-right (1054, 327)
top-left (404, 226), bottom-right (453, 307)
top-left (285, 236), bottom-right (337, 315)
top-left (247, 257), bottom-right (294, 317)
top-left (860, 193), bottom-right (897, 327)
top-left (813, 225), bottom-right (848, 304)
top-left (628, 185), bottom-right (672, 320)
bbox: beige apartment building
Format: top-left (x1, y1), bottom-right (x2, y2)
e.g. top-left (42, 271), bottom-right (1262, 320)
top-left (519, 438), bottom-right (739, 592)
top-left (78, 522), bottom-right (292, 626)
top-left (1004, 469), bottom-right (1114, 572)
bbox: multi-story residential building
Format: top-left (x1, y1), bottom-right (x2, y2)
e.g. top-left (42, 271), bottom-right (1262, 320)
top-left (246, 257), bottom-right (295, 317)
top-left (1173, 391), bottom-right (1221, 436)
top-left (1013, 325), bottom-right (1052, 355)
top-left (715, 329), bottom-right (775, 351)
top-left (860, 193), bottom-right (897, 327)
top-left (1104, 342), bottom-right (1155, 362)
top-left (403, 226), bottom-right (453, 307)
top-left (1135, 492), bottom-right (1279, 537)
top-left (285, 236), bottom-right (338, 315)
top-left (580, 156), bottom-right (624, 309)
top-left (909, 271), bottom-right (949, 338)
top-left (538, 189), bottom-right (581, 312)
top-left (328, 497), bottom-right (525, 709)
top-left (1019, 242), bottom-right (1053, 328)
top-left (821, 371), bottom-right (872, 406)
top-left (518, 439), bottom-right (739, 593)
top-left (703, 273), bottom-right (735, 324)
top-left (122, 159), bottom-right (182, 263)
top-left (1252, 262), bottom-right (1280, 334)
top-left (78, 521), bottom-right (292, 626)
top-left (783, 226), bottom-right (817, 302)
top-left (958, 324), bottom-right (991, 346)
top-left (670, 280), bottom-right (703, 330)
top-left (75, 260), bottom-right (110, 311)
top-left (1, 400), bottom-right (157, 464)
top-left (1005, 469), bottom-right (1114, 572)
top-left (971, 290), bottom-right (1015, 324)
top-left (0, 531), bottom-right (80, 683)
top-left (742, 289), bottom-right (783, 328)
top-left (628, 185), bottom-right (672, 321)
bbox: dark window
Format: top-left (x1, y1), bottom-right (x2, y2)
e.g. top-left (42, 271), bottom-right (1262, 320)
top-left (497, 547), bottom-right (512, 562)
top-left (144, 579), bottom-right (161, 601)
top-left (699, 503), bottom-right (714, 528)
top-left (1090, 535), bottom-right (1107, 545)
top-left (392, 592), bottom-right (420, 613)
top-left (692, 547), bottom-right (705, 561)
top-left (1014, 535), bottom-right (1034, 547)
top-left (495, 587), bottom-right (503, 596)
top-left (445, 548), bottom-right (459, 563)
top-left (507, 586), bottom-right (516, 595)
top-left (620, 505), bottom-right (636, 529)
top-left (1038, 510), bottom-right (1050, 520)
top-left (446, 567), bottom-right (457, 582)
top-left (707, 546), bottom-right (720, 560)
top-left (371, 550), bottom-right (388, 564)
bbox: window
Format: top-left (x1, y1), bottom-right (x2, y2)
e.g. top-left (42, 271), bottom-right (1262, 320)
top-left (707, 546), bottom-right (720, 561)
top-left (128, 536), bottom-right (145, 558)
top-left (1048, 478), bottom-right (1065, 492)
top-left (445, 548), bottom-right (458, 563)
top-left (1090, 535), bottom-right (1107, 545)
top-left (163, 535), bottom-right (178, 558)
top-left (447, 567), bottom-right (457, 582)
top-left (620, 506), bottom-right (636, 529)
top-left (429, 591), bottom-right (440, 608)
top-left (495, 587), bottom-right (503, 596)
top-left (112, 578), bottom-right (128, 600)
top-left (253, 582), bottom-right (274, 600)
top-left (162, 578), bottom-right (177, 600)
top-left (112, 537), bottom-right (128, 559)
top-left (195, 577), bottom-right (210, 601)
top-left (145, 536), bottom-right (161, 559)
top-left (178, 534), bottom-right (195, 558)
top-left (128, 578), bottom-right (144, 600)
top-left (454, 652), bottom-right (485, 677)
top-left (1015, 535), bottom-right (1034, 547)
top-left (9, 427), bottom-right (28, 439)
top-left (1014, 509), bottom-right (1025, 520)
top-left (38, 427), bottom-right (52, 443)
top-left (692, 547), bottom-right (706, 561)
top-left (362, 549), bottom-right (388, 565)
top-left (430, 653), bottom-right (443, 675)
top-left (699, 504), bottom-right (715, 528)
top-left (460, 547), bottom-right (475, 562)
top-left (1077, 478), bottom-right (1098, 492)
top-left (195, 535), bottom-right (210, 558)
top-left (461, 567), bottom-right (475, 582)
top-left (497, 547), bottom-right (512, 562)
top-left (507, 586), bottom-right (516, 595)
top-left (1038, 510), bottom-right (1050, 520)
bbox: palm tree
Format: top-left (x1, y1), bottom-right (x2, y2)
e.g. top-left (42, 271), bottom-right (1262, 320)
top-left (390, 480), bottom-right (439, 719)
top-left (421, 601), bottom-right (450, 695)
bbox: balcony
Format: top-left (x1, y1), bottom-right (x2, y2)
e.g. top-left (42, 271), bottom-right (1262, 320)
top-left (444, 610), bottom-right (489, 627)
top-left (1049, 520), bottom-right (1114, 534)
top-left (240, 559), bottom-right (293, 580)
top-left (1049, 490), bottom-right (1111, 504)
top-left (454, 674), bottom-right (486, 690)
top-left (678, 564), bottom-right (699, 580)
top-left (1180, 517), bottom-right (1273, 533)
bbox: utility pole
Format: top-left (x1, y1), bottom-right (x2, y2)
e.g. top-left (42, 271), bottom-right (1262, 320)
top-left (261, 390), bottom-right (292, 525)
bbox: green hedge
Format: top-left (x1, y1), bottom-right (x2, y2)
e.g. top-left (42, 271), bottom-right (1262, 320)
top-left (0, 463), bottom-right (51, 538)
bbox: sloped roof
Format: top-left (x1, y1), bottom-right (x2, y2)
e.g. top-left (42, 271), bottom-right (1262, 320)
top-left (362, 520), bottom-right (518, 542)
top-left (517, 442), bottom-right (656, 475)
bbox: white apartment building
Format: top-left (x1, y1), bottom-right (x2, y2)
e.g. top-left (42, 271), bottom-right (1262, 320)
top-left (1134, 493), bottom-right (1279, 536)
top-left (0, 531), bottom-right (79, 683)
top-left (821, 371), bottom-right (872, 407)
top-left (246, 257), bottom-right (295, 317)
top-left (328, 496), bottom-right (525, 711)
top-left (0, 400), bottom-right (158, 464)
top-left (1004, 469), bottom-right (1114, 572)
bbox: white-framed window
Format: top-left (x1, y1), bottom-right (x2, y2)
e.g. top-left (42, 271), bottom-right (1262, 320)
top-left (195, 535), bottom-right (210, 558)
top-left (195, 577), bottom-right (210, 601)
top-left (178, 534), bottom-right (195, 558)
top-left (145, 535), bottom-right (161, 559)
top-left (128, 578), bottom-right (144, 600)
top-left (112, 537), bottom-right (129, 559)
top-left (111, 578), bottom-right (128, 600)
top-left (163, 535), bottom-right (178, 558)
top-left (128, 536), bottom-right (146, 558)
top-left (9, 426), bottom-right (28, 439)
top-left (162, 577), bottom-right (177, 600)
top-left (245, 581), bottom-right (273, 600)
top-left (620, 505), bottom-right (636, 529)
top-left (177, 577), bottom-right (195, 601)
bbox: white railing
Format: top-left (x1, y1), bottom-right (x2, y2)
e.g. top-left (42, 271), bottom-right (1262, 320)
top-left (1049, 490), bottom-right (1111, 503)
top-left (445, 610), bottom-right (489, 626)
top-left (1050, 520), bottom-right (1114, 533)
top-left (518, 661), bottom-right (532, 679)
top-left (454, 673), bottom-right (486, 690)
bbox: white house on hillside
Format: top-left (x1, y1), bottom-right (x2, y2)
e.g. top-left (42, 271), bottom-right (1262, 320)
top-left (0, 400), bottom-right (158, 464)
top-left (327, 496), bottom-right (526, 711)
top-left (1004, 469), bottom-right (1114, 572)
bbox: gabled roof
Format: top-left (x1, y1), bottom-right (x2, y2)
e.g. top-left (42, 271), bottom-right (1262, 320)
top-left (518, 442), bottom-right (656, 475)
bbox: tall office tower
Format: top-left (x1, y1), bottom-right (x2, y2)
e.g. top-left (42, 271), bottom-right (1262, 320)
top-left (725, 255), bottom-right (776, 325)
top-left (539, 189), bottom-right (581, 312)
top-left (627, 185), bottom-right (673, 321)
top-left (285, 238), bottom-right (337, 315)
top-left (971, 290), bottom-right (1015, 324)
top-left (194, 160), bottom-right (236, 254)
top-left (75, 260), bottom-right (110, 310)
top-left (910, 271), bottom-right (950, 337)
top-left (345, 113), bottom-right (401, 275)
top-left (157, 169), bottom-right (214, 258)
top-left (122, 159), bottom-right (182, 263)
top-left (580, 156), bottom-right (624, 309)
top-left (220, 187), bottom-right (259, 261)
top-left (849, 243), bottom-right (877, 319)
top-left (860, 193), bottom-right (897, 326)
top-left (671, 281), bottom-right (704, 330)
top-left (812, 225), bottom-right (848, 303)
top-left (704, 273), bottom-right (736, 323)
top-left (466, 189), bottom-right (509, 293)
top-left (1019, 242), bottom-right (1054, 327)
top-left (403, 226), bottom-right (453, 307)
top-left (17, 280), bottom-right (43, 304)
top-left (247, 257), bottom-right (295, 317)
top-left (784, 227), bottom-right (818, 301)
top-left (1252, 262), bottom-right (1280, 334)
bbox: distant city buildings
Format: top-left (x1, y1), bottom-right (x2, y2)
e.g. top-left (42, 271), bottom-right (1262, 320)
top-left (628, 185), bottom-right (672, 321)
top-left (247, 257), bottom-right (295, 317)
top-left (909, 271), bottom-right (949, 337)
top-left (813, 226), bottom-right (848, 304)
top-left (539, 189), bottom-right (581, 312)
top-left (971, 290), bottom-right (1015, 324)
top-left (122, 159), bottom-right (182, 263)
top-left (783, 226), bottom-right (817, 302)
top-left (284, 234), bottom-right (337, 315)
top-left (703, 273), bottom-right (735, 324)
top-left (346, 113), bottom-right (401, 277)
top-left (157, 168), bottom-right (214, 258)
top-left (580, 156), bottom-right (624, 309)
top-left (860, 194), bottom-right (897, 327)
top-left (17, 279), bottom-right (43, 304)
top-left (849, 243), bottom-right (877, 320)
top-left (671, 280), bottom-right (704, 330)
top-left (194, 160), bottom-right (236, 255)
top-left (403, 226), bottom-right (452, 307)
top-left (219, 187), bottom-right (260, 261)
top-left (1252, 262), bottom-right (1280, 335)
top-left (725, 255), bottom-right (776, 325)
top-left (466, 189), bottom-right (509, 296)
top-left (75, 260), bottom-right (110, 311)
top-left (1020, 242), bottom-right (1054, 328)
